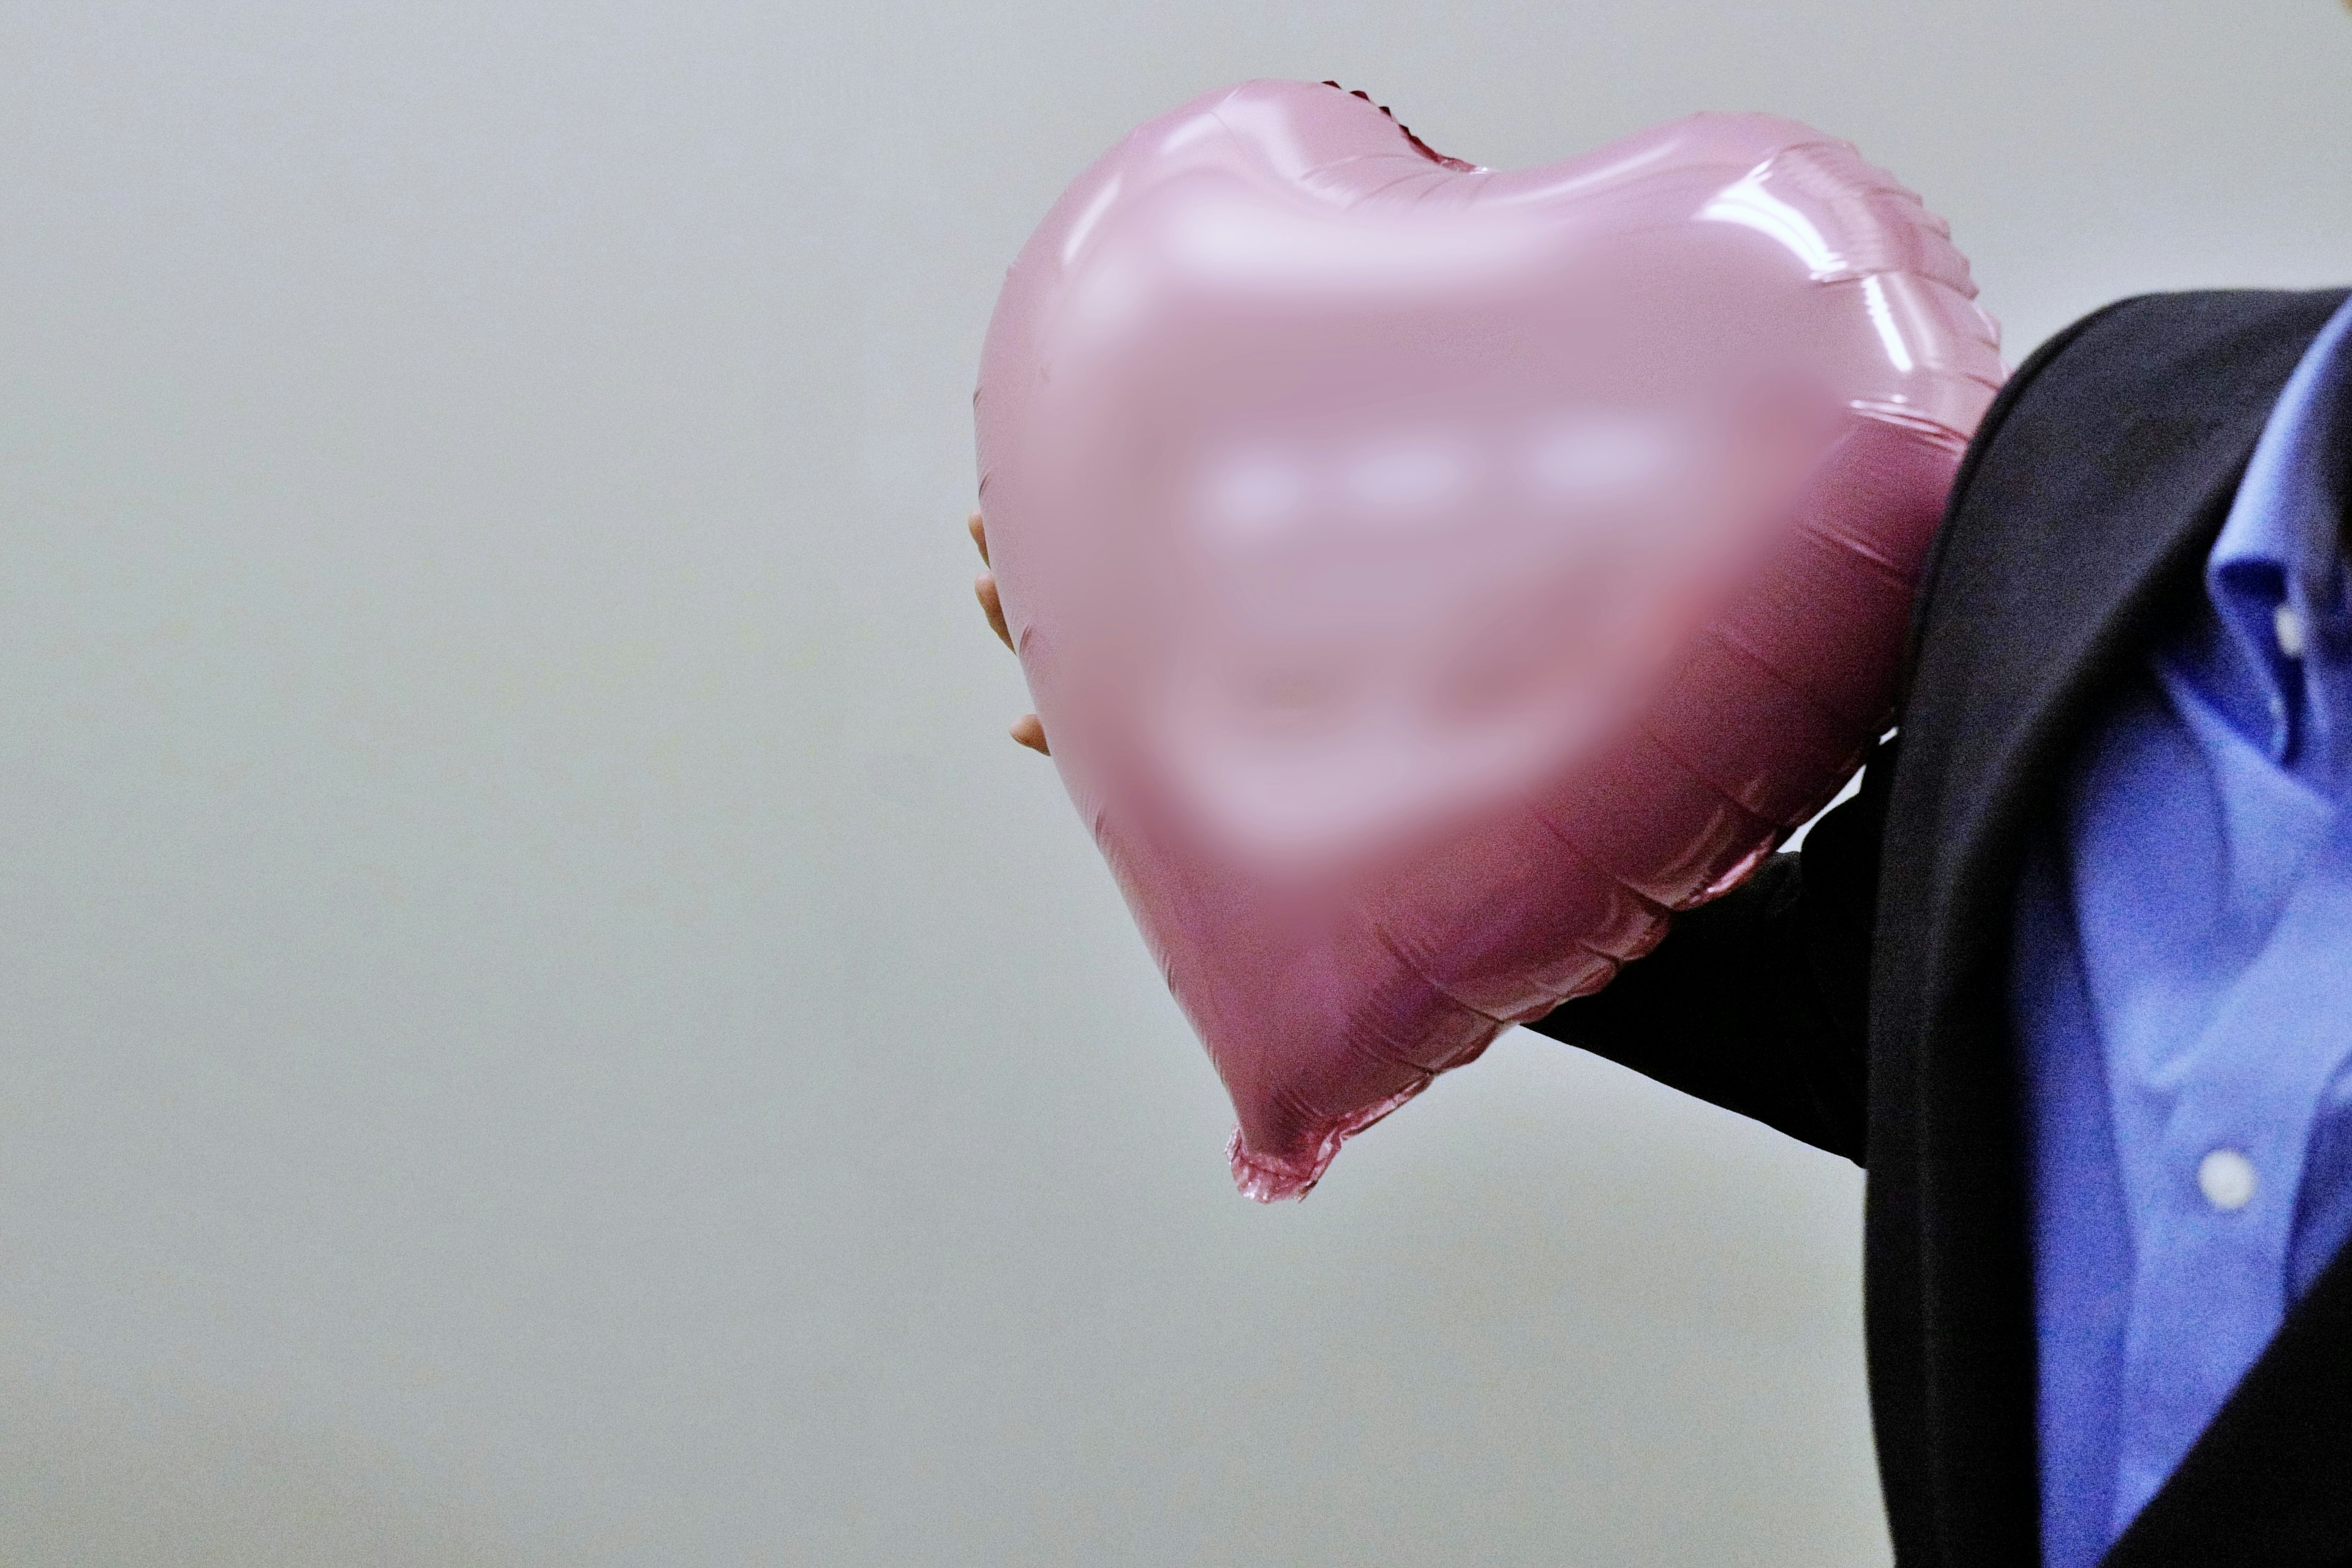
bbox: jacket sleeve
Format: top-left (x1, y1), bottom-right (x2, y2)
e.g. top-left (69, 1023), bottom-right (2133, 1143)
top-left (1522, 739), bottom-right (1889, 1166)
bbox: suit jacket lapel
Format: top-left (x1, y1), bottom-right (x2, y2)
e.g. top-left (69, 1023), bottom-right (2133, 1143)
top-left (2106, 1239), bottom-right (2352, 1563)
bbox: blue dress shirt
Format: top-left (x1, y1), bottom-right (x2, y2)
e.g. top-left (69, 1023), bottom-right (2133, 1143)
top-left (2013, 290), bottom-right (2352, 1568)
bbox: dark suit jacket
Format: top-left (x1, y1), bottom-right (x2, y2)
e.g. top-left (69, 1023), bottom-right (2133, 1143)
top-left (1529, 287), bottom-right (2352, 1567)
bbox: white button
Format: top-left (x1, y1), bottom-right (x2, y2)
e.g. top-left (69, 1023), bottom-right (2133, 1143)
top-left (2198, 1148), bottom-right (2258, 1212)
top-left (2275, 603), bottom-right (2307, 660)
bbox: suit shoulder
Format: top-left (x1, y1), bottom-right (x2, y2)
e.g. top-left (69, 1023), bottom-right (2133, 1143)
top-left (1939, 288), bottom-right (2349, 546)
top-left (1897, 287), bottom-right (2348, 704)
top-left (1999, 288), bottom-right (2351, 432)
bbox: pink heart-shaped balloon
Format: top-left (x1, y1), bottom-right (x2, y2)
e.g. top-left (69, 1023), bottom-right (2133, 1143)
top-left (976, 81), bottom-right (2003, 1199)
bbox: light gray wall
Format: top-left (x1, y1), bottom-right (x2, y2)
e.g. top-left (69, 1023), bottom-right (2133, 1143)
top-left (1, 3), bottom-right (2345, 1563)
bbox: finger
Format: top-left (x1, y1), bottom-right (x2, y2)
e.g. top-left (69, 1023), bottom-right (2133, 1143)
top-left (976, 571), bottom-right (1012, 650)
top-left (1010, 713), bottom-right (1049, 755)
top-left (968, 511), bottom-right (989, 565)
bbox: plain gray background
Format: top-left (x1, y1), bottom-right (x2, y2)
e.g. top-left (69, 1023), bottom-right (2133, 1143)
top-left (2, 2), bottom-right (2347, 1563)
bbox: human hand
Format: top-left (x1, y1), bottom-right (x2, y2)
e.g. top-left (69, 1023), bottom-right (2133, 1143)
top-left (970, 512), bottom-right (1049, 755)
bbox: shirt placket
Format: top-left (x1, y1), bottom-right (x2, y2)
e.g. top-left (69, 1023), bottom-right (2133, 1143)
top-left (2107, 830), bottom-right (2352, 1531)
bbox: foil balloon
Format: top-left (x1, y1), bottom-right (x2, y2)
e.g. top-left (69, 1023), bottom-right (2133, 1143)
top-left (974, 80), bottom-right (2003, 1199)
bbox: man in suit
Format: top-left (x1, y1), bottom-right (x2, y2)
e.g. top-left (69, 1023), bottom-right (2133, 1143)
top-left (970, 286), bottom-right (2352, 1564)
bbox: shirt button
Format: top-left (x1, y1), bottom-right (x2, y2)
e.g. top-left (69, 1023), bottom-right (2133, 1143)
top-left (2198, 1148), bottom-right (2258, 1212)
top-left (2275, 603), bottom-right (2307, 660)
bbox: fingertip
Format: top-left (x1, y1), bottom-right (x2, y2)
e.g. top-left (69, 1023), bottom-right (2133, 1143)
top-left (977, 572), bottom-right (1012, 649)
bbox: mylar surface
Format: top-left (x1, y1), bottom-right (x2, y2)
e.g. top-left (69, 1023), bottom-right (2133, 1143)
top-left (975, 80), bottom-right (2004, 1199)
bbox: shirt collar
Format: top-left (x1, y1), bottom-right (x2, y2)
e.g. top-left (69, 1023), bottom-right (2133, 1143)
top-left (2204, 293), bottom-right (2352, 765)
